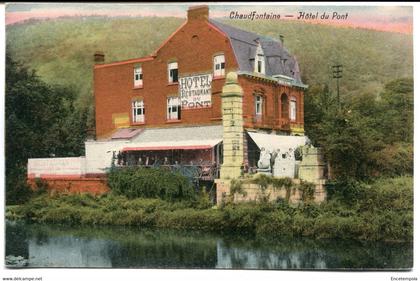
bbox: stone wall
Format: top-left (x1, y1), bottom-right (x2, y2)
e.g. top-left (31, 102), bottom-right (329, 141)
top-left (215, 178), bottom-right (326, 205)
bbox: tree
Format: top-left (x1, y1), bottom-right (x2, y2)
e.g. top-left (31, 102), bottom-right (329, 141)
top-left (378, 78), bottom-right (413, 144)
top-left (5, 53), bottom-right (87, 204)
top-left (303, 83), bottom-right (336, 147)
top-left (304, 78), bottom-right (413, 180)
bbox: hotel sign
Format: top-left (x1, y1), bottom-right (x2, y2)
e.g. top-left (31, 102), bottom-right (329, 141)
top-left (179, 73), bottom-right (212, 109)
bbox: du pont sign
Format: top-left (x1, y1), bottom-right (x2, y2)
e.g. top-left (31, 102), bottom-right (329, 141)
top-left (179, 73), bottom-right (212, 109)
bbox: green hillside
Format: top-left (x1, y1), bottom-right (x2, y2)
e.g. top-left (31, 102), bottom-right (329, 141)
top-left (6, 16), bottom-right (413, 111)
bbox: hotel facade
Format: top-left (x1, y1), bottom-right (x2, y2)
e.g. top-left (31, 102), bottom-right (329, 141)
top-left (27, 5), bottom-right (326, 201)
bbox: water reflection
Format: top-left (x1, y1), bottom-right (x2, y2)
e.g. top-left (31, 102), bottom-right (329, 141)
top-left (5, 221), bottom-right (412, 269)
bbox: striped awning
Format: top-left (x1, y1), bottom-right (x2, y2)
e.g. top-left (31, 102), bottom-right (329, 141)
top-left (122, 140), bottom-right (221, 152)
top-left (122, 125), bottom-right (223, 152)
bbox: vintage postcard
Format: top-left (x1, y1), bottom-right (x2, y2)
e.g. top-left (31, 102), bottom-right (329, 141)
top-left (2, 2), bottom-right (416, 280)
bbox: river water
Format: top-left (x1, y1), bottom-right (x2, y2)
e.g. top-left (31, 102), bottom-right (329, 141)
top-left (5, 221), bottom-right (412, 270)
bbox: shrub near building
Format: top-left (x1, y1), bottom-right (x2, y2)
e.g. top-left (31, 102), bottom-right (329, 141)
top-left (8, 176), bottom-right (413, 242)
top-left (107, 167), bottom-right (195, 201)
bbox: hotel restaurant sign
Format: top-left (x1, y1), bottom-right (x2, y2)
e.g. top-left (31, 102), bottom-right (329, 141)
top-left (179, 73), bottom-right (212, 109)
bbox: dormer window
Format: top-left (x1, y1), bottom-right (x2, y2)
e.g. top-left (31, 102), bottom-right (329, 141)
top-left (168, 62), bottom-right (178, 83)
top-left (214, 54), bottom-right (225, 77)
top-left (254, 43), bottom-right (265, 75)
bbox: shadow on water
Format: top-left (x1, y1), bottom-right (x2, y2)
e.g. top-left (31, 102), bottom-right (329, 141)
top-left (5, 221), bottom-right (412, 269)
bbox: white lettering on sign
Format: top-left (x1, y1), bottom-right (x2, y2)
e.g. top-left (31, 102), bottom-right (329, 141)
top-left (179, 73), bottom-right (212, 109)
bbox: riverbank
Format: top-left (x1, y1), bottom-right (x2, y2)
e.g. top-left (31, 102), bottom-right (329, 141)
top-left (7, 176), bottom-right (413, 242)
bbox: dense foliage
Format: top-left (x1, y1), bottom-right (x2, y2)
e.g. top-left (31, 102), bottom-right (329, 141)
top-left (8, 176), bottom-right (412, 242)
top-left (304, 78), bottom-right (413, 179)
top-left (107, 167), bottom-right (195, 201)
top-left (5, 53), bottom-right (88, 204)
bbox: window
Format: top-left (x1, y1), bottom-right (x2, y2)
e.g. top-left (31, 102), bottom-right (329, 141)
top-left (290, 97), bottom-right (297, 121)
top-left (254, 44), bottom-right (265, 74)
top-left (167, 96), bottom-right (181, 120)
top-left (168, 62), bottom-right (178, 83)
top-left (213, 54), bottom-right (225, 77)
top-left (132, 100), bottom-right (145, 123)
top-left (257, 59), bottom-right (263, 73)
top-left (255, 95), bottom-right (263, 116)
top-left (281, 94), bottom-right (289, 119)
top-left (134, 66), bottom-right (143, 87)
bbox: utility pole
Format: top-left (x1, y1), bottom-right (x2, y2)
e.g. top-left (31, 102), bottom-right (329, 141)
top-left (332, 65), bottom-right (343, 109)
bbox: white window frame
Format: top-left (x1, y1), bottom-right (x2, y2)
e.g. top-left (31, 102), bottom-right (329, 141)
top-left (167, 96), bottom-right (181, 120)
top-left (290, 97), bottom-right (297, 121)
top-left (134, 66), bottom-right (143, 87)
top-left (132, 100), bottom-right (145, 123)
top-left (213, 54), bottom-right (225, 77)
top-left (254, 44), bottom-right (266, 75)
top-left (168, 62), bottom-right (178, 83)
top-left (255, 95), bottom-right (263, 116)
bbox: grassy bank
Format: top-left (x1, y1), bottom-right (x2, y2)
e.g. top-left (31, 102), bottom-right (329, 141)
top-left (7, 176), bottom-right (412, 242)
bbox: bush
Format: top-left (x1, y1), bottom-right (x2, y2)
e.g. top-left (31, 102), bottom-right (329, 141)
top-left (222, 203), bottom-right (263, 234)
top-left (299, 202), bottom-right (321, 218)
top-left (193, 187), bottom-right (213, 210)
top-left (371, 143), bottom-right (413, 177)
top-left (6, 177), bottom-right (33, 205)
top-left (156, 209), bottom-right (224, 231)
top-left (255, 210), bottom-right (293, 238)
top-left (326, 177), bottom-right (366, 204)
top-left (34, 178), bottom-right (49, 195)
top-left (8, 176), bottom-right (413, 242)
top-left (230, 178), bottom-right (247, 198)
top-left (361, 176), bottom-right (413, 212)
top-left (298, 181), bottom-right (315, 202)
top-left (251, 174), bottom-right (272, 190)
top-left (312, 214), bottom-right (363, 239)
top-left (291, 213), bottom-right (315, 237)
top-left (107, 167), bottom-right (194, 201)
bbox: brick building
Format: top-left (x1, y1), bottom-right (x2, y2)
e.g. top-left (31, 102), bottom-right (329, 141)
top-left (28, 5), bottom-right (318, 195)
top-left (94, 5), bottom-right (306, 140)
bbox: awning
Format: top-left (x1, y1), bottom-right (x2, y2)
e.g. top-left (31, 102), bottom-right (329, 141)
top-left (247, 131), bottom-right (308, 152)
top-left (122, 139), bottom-right (221, 152)
top-left (111, 128), bottom-right (144, 140)
top-left (121, 125), bottom-right (223, 152)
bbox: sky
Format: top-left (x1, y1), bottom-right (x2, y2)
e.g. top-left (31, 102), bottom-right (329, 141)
top-left (5, 3), bottom-right (413, 34)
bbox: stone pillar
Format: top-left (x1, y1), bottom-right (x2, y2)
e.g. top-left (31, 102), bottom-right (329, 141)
top-left (298, 146), bottom-right (325, 182)
top-left (298, 145), bottom-right (327, 202)
top-left (219, 72), bottom-right (244, 179)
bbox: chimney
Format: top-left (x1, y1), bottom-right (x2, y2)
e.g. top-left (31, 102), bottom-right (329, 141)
top-left (94, 51), bottom-right (105, 64)
top-left (187, 5), bottom-right (209, 21)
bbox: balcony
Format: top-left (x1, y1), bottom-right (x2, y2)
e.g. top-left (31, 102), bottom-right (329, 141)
top-left (244, 115), bottom-right (291, 131)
